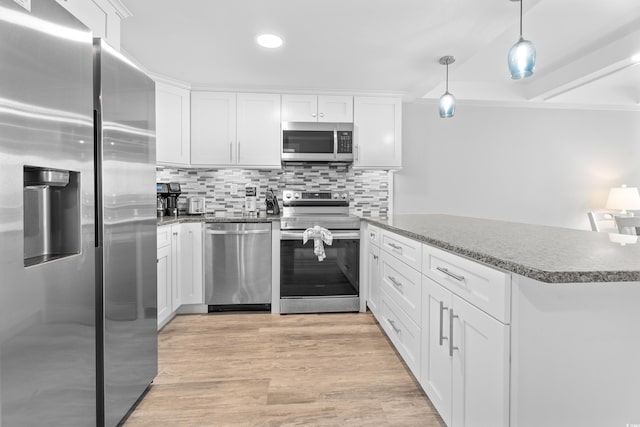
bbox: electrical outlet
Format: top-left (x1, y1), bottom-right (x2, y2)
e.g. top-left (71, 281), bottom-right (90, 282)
top-left (229, 183), bottom-right (237, 194)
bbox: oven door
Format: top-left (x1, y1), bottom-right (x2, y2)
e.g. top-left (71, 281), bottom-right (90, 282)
top-left (280, 230), bottom-right (360, 313)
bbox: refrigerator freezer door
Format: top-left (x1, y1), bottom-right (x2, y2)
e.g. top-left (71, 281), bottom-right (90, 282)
top-left (0, 0), bottom-right (96, 425)
top-left (94, 39), bottom-right (158, 427)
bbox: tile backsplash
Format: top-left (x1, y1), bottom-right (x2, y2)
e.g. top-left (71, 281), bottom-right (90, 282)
top-left (157, 164), bottom-right (389, 219)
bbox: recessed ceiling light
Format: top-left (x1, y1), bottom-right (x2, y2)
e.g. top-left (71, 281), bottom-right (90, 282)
top-left (256, 33), bottom-right (283, 49)
top-left (631, 53), bottom-right (640, 63)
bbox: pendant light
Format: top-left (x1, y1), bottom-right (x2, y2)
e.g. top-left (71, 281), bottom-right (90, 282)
top-left (508, 0), bottom-right (536, 79)
top-left (438, 56), bottom-right (456, 118)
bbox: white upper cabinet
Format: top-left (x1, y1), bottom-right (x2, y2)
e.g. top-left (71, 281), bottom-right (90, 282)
top-left (190, 92), bottom-right (281, 168)
top-left (191, 92), bottom-right (237, 166)
top-left (236, 93), bottom-right (281, 168)
top-left (55, 0), bottom-right (129, 50)
top-left (156, 82), bottom-right (191, 166)
top-left (353, 96), bottom-right (402, 170)
top-left (282, 94), bottom-right (353, 123)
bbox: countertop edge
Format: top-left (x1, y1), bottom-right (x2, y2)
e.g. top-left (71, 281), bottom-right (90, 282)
top-left (362, 217), bottom-right (640, 284)
top-left (157, 215), bottom-right (280, 226)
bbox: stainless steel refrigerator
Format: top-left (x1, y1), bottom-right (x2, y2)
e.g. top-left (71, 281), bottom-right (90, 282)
top-left (0, 0), bottom-right (158, 425)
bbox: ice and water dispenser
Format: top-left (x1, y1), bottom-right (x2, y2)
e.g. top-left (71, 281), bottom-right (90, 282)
top-left (23, 166), bottom-right (80, 267)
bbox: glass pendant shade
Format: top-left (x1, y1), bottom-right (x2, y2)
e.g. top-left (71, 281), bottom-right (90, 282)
top-left (438, 55), bottom-right (456, 118)
top-left (439, 92), bottom-right (455, 118)
top-left (508, 36), bottom-right (536, 79)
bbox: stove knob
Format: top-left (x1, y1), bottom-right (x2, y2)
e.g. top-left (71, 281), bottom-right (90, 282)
top-left (341, 193), bottom-right (348, 200)
top-left (332, 193), bottom-right (339, 200)
top-left (284, 193), bottom-right (292, 199)
top-left (294, 192), bottom-right (301, 199)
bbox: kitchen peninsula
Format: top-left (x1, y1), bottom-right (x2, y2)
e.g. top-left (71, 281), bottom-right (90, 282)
top-left (363, 214), bottom-right (640, 427)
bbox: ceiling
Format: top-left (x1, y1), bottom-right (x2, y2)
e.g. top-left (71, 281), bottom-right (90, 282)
top-left (120, 0), bottom-right (640, 109)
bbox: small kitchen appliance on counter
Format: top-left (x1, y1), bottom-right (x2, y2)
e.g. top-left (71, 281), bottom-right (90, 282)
top-left (187, 196), bottom-right (206, 215)
top-left (157, 182), bottom-right (181, 216)
top-left (245, 183), bottom-right (258, 215)
top-left (265, 188), bottom-right (280, 215)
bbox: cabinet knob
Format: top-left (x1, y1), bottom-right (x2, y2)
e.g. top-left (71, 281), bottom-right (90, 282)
top-left (319, 112), bottom-right (324, 118)
top-left (311, 113), bottom-right (317, 118)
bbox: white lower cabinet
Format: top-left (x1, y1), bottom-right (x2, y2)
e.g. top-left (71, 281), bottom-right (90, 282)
top-left (178, 223), bottom-right (204, 305)
top-left (365, 225), bottom-right (510, 427)
top-left (366, 240), bottom-right (380, 316)
top-left (379, 289), bottom-right (421, 378)
top-left (157, 223), bottom-right (204, 329)
top-left (421, 275), bottom-right (510, 427)
top-left (156, 243), bottom-right (173, 328)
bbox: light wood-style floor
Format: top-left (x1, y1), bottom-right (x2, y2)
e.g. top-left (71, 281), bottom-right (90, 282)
top-left (124, 312), bottom-right (445, 427)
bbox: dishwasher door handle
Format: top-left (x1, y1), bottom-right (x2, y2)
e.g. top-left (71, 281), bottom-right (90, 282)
top-left (206, 229), bottom-right (270, 236)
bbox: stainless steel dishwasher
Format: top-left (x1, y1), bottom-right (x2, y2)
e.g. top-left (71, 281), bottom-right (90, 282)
top-left (204, 222), bottom-right (272, 310)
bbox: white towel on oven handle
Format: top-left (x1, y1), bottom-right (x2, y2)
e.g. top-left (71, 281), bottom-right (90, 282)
top-left (302, 226), bottom-right (333, 261)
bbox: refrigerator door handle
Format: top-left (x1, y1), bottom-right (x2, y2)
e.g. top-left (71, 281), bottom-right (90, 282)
top-left (93, 108), bottom-right (103, 248)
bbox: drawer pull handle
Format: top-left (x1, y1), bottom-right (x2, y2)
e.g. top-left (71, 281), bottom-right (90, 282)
top-left (373, 254), bottom-right (378, 261)
top-left (388, 276), bottom-right (403, 289)
top-left (388, 242), bottom-right (402, 251)
top-left (387, 318), bottom-right (401, 334)
top-left (449, 309), bottom-right (459, 357)
top-left (436, 266), bottom-right (465, 282)
top-left (439, 301), bottom-right (448, 346)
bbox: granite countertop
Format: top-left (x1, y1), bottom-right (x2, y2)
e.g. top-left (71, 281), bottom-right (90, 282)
top-left (157, 214), bottom-right (280, 226)
top-left (364, 214), bottom-right (640, 283)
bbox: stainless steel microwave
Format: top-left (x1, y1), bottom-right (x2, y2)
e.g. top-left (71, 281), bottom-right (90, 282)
top-left (281, 122), bottom-right (354, 163)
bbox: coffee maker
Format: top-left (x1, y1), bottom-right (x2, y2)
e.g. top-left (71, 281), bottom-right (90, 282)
top-left (157, 182), bottom-right (181, 217)
top-left (265, 188), bottom-right (280, 215)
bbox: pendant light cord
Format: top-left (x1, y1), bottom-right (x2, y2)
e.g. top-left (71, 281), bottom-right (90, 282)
top-left (519, 0), bottom-right (523, 38)
top-left (445, 62), bottom-right (449, 92)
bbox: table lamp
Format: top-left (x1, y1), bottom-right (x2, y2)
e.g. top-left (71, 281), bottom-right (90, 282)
top-left (605, 185), bottom-right (640, 216)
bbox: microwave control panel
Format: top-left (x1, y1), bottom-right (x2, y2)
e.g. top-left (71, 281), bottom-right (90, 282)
top-left (337, 131), bottom-right (353, 154)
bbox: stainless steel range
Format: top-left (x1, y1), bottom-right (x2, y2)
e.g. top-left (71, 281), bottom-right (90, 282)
top-left (279, 189), bottom-right (361, 314)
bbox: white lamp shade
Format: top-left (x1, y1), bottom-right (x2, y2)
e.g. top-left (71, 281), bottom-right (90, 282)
top-left (605, 186), bottom-right (640, 211)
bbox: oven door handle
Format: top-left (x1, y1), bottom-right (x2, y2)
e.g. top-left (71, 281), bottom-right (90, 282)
top-left (280, 231), bottom-right (360, 240)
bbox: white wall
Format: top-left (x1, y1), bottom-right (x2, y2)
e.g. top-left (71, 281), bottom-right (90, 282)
top-left (395, 102), bottom-right (640, 230)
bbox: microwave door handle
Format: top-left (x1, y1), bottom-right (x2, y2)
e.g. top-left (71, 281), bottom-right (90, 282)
top-left (333, 129), bottom-right (338, 160)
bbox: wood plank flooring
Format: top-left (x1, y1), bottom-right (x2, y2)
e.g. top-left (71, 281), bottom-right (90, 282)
top-left (124, 312), bottom-right (445, 427)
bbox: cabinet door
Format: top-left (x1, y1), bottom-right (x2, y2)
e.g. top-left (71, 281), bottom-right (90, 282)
top-left (236, 93), bottom-right (281, 168)
top-left (281, 94), bottom-right (317, 122)
top-left (157, 245), bottom-right (172, 328)
top-left (367, 244), bottom-right (380, 316)
top-left (421, 277), bottom-right (453, 427)
top-left (318, 95), bottom-right (353, 122)
top-left (170, 225), bottom-right (181, 311)
top-left (156, 82), bottom-right (190, 166)
top-left (56, 0), bottom-right (121, 50)
top-left (353, 97), bottom-right (402, 169)
top-left (178, 223), bottom-right (203, 305)
top-left (451, 296), bottom-right (510, 427)
top-left (191, 92), bottom-right (236, 165)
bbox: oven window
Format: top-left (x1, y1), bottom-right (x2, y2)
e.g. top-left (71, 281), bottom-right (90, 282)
top-left (282, 130), bottom-right (334, 154)
top-left (280, 239), bottom-right (359, 298)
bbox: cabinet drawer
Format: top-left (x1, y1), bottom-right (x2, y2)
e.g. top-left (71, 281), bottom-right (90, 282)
top-left (380, 289), bottom-right (421, 379)
top-left (422, 244), bottom-right (511, 323)
top-left (380, 251), bottom-right (421, 325)
top-left (381, 230), bottom-right (422, 271)
top-left (367, 224), bottom-right (381, 246)
top-left (157, 225), bottom-right (172, 249)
